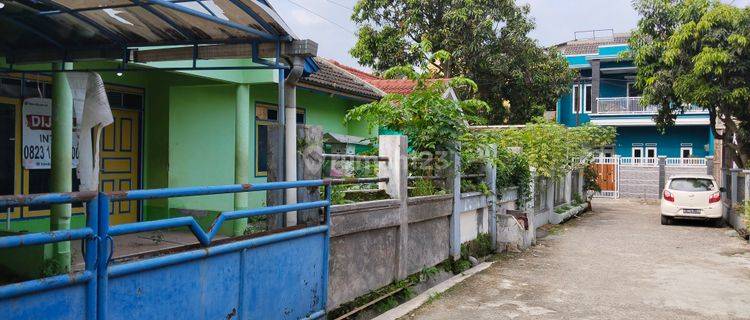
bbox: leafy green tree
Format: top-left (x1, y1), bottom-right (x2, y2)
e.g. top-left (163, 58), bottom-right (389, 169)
top-left (350, 0), bottom-right (573, 124)
top-left (345, 45), bottom-right (488, 153)
top-left (462, 121), bottom-right (615, 179)
top-left (630, 0), bottom-right (750, 166)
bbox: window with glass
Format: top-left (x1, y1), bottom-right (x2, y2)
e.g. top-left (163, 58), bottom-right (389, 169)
top-left (255, 104), bottom-right (305, 176)
top-left (632, 147), bottom-right (643, 158)
top-left (669, 178), bottom-right (714, 191)
top-left (681, 147), bottom-right (693, 158)
top-left (571, 84), bottom-right (592, 113)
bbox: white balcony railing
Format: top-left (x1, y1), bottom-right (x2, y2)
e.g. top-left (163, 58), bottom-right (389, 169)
top-left (595, 156), bottom-right (707, 167)
top-left (619, 157), bottom-right (658, 166)
top-left (665, 157), bottom-right (707, 167)
top-left (596, 97), bottom-right (704, 115)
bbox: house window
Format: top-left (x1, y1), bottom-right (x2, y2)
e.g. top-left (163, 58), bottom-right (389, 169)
top-left (632, 147), bottom-right (644, 158)
top-left (627, 82), bottom-right (643, 97)
top-left (583, 84), bottom-right (592, 112)
top-left (597, 146), bottom-right (614, 158)
top-left (255, 104), bottom-right (305, 176)
top-left (572, 85), bottom-right (581, 113)
top-left (646, 147), bottom-right (657, 158)
top-left (681, 147), bottom-right (693, 158)
top-left (571, 84), bottom-right (593, 114)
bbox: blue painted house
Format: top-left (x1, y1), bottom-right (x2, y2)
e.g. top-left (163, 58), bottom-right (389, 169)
top-left (554, 33), bottom-right (714, 160)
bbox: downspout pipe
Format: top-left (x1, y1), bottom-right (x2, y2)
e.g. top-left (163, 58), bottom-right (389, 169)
top-left (283, 56), bottom-right (305, 227)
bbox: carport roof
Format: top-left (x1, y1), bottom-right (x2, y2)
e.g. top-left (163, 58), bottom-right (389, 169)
top-left (0, 0), bottom-right (297, 63)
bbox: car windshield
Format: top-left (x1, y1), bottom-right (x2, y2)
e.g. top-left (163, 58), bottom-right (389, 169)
top-left (669, 178), bottom-right (714, 191)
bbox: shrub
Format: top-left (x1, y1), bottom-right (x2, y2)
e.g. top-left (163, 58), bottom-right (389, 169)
top-left (583, 164), bottom-right (601, 193)
top-left (411, 178), bottom-right (440, 197)
top-left (572, 192), bottom-right (584, 205)
top-left (460, 233), bottom-right (493, 260)
top-left (554, 204), bottom-right (571, 214)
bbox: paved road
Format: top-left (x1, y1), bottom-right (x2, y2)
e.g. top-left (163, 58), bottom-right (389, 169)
top-left (403, 199), bottom-right (750, 320)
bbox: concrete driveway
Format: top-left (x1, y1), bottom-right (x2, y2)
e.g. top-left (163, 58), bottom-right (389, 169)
top-left (402, 199), bottom-right (750, 320)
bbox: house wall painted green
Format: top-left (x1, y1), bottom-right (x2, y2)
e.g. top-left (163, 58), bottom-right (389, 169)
top-left (155, 82), bottom-right (374, 231)
top-left (0, 60), bottom-right (375, 234)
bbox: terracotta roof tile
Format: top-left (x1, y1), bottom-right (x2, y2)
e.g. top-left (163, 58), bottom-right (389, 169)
top-left (367, 79), bottom-right (418, 94)
top-left (328, 60), bottom-right (381, 81)
top-left (325, 62), bottom-right (450, 95)
top-left (299, 57), bottom-right (384, 100)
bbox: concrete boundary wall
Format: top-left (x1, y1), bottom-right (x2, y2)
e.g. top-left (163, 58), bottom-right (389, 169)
top-left (619, 165), bottom-right (660, 199)
top-left (328, 193), bottom-right (482, 309)
top-left (326, 136), bottom-right (502, 310)
top-left (721, 169), bottom-right (749, 238)
top-left (601, 156), bottom-right (712, 200)
top-left (325, 136), bottom-right (586, 310)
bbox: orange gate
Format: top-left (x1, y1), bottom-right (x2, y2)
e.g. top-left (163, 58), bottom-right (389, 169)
top-left (592, 157), bottom-right (618, 197)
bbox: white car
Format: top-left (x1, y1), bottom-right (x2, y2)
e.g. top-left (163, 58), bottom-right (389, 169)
top-left (660, 174), bottom-right (724, 226)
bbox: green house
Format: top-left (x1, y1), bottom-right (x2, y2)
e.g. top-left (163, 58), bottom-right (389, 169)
top-left (0, 1), bottom-right (384, 276)
top-left (0, 56), bottom-right (382, 233)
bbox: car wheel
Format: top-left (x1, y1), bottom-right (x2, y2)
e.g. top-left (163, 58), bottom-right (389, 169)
top-left (710, 218), bottom-right (724, 228)
top-left (661, 215), bottom-right (671, 225)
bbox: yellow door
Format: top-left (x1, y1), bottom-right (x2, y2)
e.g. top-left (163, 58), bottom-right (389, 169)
top-left (100, 109), bottom-right (140, 225)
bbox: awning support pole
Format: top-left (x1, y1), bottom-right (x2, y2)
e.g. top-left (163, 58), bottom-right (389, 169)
top-left (233, 84), bottom-right (250, 236)
top-left (284, 56), bottom-right (305, 227)
top-left (50, 62), bottom-right (73, 272)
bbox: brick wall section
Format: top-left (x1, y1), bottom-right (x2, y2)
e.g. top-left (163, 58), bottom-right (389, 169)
top-left (619, 165), bottom-right (708, 199)
top-left (665, 166), bottom-right (709, 180)
top-left (619, 165), bottom-right (660, 199)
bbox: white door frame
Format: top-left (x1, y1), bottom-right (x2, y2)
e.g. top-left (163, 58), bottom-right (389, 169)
top-left (680, 146), bottom-right (693, 158)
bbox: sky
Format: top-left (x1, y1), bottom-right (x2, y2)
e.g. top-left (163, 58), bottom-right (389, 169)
top-left (266, 0), bottom-right (750, 69)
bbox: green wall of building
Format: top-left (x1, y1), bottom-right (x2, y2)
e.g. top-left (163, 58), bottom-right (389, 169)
top-left (0, 59), bottom-right (374, 236)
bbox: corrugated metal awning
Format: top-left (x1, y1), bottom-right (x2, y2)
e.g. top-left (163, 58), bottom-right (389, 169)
top-left (0, 0), bottom-right (298, 63)
top-left (323, 132), bottom-right (370, 146)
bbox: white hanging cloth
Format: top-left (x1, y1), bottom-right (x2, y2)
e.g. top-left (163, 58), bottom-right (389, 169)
top-left (66, 72), bottom-right (113, 192)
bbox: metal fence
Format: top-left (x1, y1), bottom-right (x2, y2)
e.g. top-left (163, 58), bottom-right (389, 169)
top-left (0, 180), bottom-right (332, 320)
top-left (597, 97), bottom-right (704, 115)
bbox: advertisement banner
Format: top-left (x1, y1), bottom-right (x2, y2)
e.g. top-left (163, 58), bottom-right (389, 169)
top-left (22, 98), bottom-right (79, 169)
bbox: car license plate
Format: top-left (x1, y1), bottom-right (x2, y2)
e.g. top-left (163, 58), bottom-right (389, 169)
top-left (683, 209), bottom-right (701, 214)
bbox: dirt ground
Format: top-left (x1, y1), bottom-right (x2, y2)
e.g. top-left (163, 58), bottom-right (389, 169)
top-left (402, 198), bottom-right (750, 320)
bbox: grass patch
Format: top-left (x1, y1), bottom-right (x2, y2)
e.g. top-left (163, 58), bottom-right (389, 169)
top-left (546, 225), bottom-right (564, 235)
top-left (327, 266), bottom-right (447, 319)
top-left (425, 292), bottom-right (443, 305)
top-left (554, 204), bottom-right (571, 214)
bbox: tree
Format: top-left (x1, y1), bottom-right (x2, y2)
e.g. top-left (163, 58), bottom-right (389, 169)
top-left (350, 0), bottom-right (573, 124)
top-left (630, 0), bottom-right (750, 167)
top-left (345, 45), bottom-right (488, 153)
top-left (461, 121), bottom-right (616, 178)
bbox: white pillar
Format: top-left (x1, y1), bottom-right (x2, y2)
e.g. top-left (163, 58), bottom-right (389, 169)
top-left (284, 81), bottom-right (298, 226)
top-left (378, 135), bottom-right (408, 278)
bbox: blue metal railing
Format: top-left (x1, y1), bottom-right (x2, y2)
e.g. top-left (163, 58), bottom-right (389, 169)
top-left (0, 180), bottom-right (332, 320)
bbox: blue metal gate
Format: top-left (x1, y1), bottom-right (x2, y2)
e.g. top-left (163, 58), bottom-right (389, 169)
top-left (0, 180), bottom-right (332, 319)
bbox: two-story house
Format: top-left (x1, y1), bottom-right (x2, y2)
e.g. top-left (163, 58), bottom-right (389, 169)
top-left (554, 33), bottom-right (715, 161)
